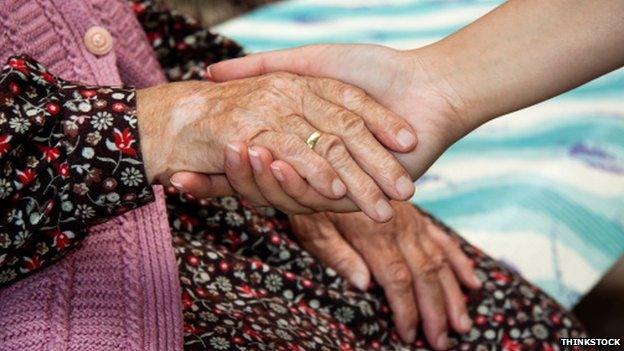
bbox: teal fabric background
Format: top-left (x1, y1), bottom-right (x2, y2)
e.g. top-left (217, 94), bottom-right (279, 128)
top-left (216, 0), bottom-right (624, 308)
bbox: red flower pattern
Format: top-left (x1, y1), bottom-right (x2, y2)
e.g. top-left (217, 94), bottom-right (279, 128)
top-left (0, 2), bottom-right (587, 350)
top-left (0, 134), bottom-right (11, 155)
top-left (112, 127), bottom-right (137, 157)
top-left (1, 55), bottom-right (153, 289)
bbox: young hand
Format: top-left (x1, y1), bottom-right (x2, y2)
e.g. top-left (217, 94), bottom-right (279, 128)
top-left (206, 44), bottom-right (469, 181)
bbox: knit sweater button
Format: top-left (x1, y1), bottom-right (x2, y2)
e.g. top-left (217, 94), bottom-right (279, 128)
top-left (84, 26), bottom-right (113, 56)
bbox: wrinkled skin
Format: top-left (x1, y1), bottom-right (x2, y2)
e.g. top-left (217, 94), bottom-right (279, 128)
top-left (206, 44), bottom-right (473, 182)
top-left (176, 45), bottom-right (471, 214)
top-left (291, 202), bottom-right (482, 350)
top-left (204, 140), bottom-right (481, 350)
top-left (137, 72), bottom-right (418, 221)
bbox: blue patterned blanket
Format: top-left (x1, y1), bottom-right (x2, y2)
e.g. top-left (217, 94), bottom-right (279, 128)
top-left (216, 0), bottom-right (624, 308)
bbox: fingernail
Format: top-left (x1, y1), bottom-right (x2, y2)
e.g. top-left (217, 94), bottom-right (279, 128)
top-left (375, 199), bottom-right (393, 221)
top-left (248, 148), bottom-right (262, 172)
top-left (405, 328), bottom-right (417, 344)
top-left (460, 314), bottom-right (472, 331)
top-left (331, 178), bottom-right (346, 196)
top-left (350, 271), bottom-right (368, 291)
top-left (205, 65), bottom-right (214, 80)
top-left (170, 175), bottom-right (185, 192)
top-left (396, 128), bottom-right (416, 148)
top-left (270, 164), bottom-right (284, 182)
top-left (226, 143), bottom-right (241, 167)
top-left (437, 333), bottom-right (449, 349)
top-left (473, 273), bottom-right (482, 288)
top-left (395, 175), bottom-right (415, 198)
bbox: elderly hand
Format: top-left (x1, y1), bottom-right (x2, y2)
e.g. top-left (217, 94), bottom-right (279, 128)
top-left (290, 202), bottom-right (482, 351)
top-left (137, 73), bottom-right (417, 221)
top-left (208, 143), bottom-right (480, 349)
top-left (206, 44), bottom-right (472, 181)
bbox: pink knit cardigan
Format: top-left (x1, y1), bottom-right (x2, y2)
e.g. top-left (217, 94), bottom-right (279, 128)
top-left (0, 1), bottom-right (182, 350)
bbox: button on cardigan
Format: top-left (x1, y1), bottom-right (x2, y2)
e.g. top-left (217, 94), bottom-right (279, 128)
top-left (0, 1), bottom-right (181, 350)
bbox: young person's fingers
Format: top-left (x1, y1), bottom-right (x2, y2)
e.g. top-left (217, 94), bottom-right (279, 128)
top-left (270, 160), bottom-right (358, 213)
top-left (247, 146), bottom-right (313, 214)
top-left (223, 142), bottom-right (269, 205)
top-left (207, 45), bottom-right (336, 82)
top-left (170, 171), bottom-right (234, 198)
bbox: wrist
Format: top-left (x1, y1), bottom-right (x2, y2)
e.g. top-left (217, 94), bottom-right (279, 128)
top-left (405, 43), bottom-right (490, 135)
top-left (137, 81), bottom-right (222, 185)
top-left (136, 86), bottom-right (167, 184)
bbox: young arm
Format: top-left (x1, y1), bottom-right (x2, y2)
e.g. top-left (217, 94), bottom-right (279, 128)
top-left (207, 0), bottom-right (624, 180)
top-left (418, 0), bottom-right (624, 130)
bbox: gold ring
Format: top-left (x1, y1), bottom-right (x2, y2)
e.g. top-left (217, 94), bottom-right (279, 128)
top-left (306, 131), bottom-right (322, 149)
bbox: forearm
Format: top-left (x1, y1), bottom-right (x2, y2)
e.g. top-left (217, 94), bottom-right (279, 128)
top-left (417, 0), bottom-right (624, 129)
top-left (0, 55), bottom-right (154, 287)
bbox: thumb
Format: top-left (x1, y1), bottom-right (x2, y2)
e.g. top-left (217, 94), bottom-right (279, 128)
top-left (170, 172), bottom-right (235, 198)
top-left (290, 214), bottom-right (371, 291)
top-left (207, 44), bottom-right (352, 82)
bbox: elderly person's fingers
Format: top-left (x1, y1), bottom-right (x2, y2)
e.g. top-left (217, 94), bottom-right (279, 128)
top-left (252, 131), bottom-right (393, 222)
top-left (416, 232), bottom-right (471, 339)
top-left (438, 264), bottom-right (472, 334)
top-left (358, 239), bottom-right (419, 344)
top-left (251, 131), bottom-right (347, 198)
top-left (333, 218), bottom-right (418, 344)
top-left (424, 217), bottom-right (482, 289)
top-left (299, 92), bottom-right (415, 200)
top-left (289, 213), bottom-right (370, 291)
top-left (246, 146), bottom-right (313, 214)
top-left (169, 172), bottom-right (234, 198)
top-left (394, 218), bottom-right (449, 350)
top-left (270, 160), bottom-right (358, 212)
top-left (276, 117), bottom-right (397, 220)
top-left (307, 78), bottom-right (417, 153)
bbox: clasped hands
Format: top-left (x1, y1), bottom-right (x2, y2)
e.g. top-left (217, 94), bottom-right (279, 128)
top-left (136, 44), bottom-right (481, 350)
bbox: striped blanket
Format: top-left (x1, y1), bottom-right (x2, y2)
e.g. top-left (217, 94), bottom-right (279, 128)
top-left (215, 0), bottom-right (624, 308)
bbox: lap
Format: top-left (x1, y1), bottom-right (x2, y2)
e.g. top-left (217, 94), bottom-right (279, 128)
top-left (167, 195), bottom-right (586, 350)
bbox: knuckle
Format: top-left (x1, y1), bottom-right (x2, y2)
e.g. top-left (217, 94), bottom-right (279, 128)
top-left (415, 259), bottom-right (445, 281)
top-left (267, 72), bottom-right (299, 90)
top-left (330, 254), bottom-right (358, 271)
top-left (275, 133), bottom-right (303, 156)
top-left (340, 85), bottom-right (368, 107)
top-left (357, 179), bottom-right (384, 200)
top-left (338, 111), bottom-right (367, 135)
top-left (318, 135), bottom-right (350, 164)
top-left (386, 260), bottom-right (412, 288)
top-left (255, 89), bottom-right (280, 104)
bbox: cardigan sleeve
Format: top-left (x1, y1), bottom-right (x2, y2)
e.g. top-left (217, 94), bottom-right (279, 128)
top-left (0, 55), bottom-right (154, 287)
top-left (130, 0), bottom-right (245, 82)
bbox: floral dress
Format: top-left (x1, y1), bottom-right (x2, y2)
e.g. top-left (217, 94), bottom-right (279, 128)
top-left (0, 1), bottom-right (587, 350)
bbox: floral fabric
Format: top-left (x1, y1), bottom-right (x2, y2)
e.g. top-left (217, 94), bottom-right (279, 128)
top-left (0, 55), bottom-right (153, 287)
top-left (131, 0), bottom-right (244, 82)
top-left (0, 1), bottom-right (587, 350)
top-left (167, 191), bottom-right (587, 351)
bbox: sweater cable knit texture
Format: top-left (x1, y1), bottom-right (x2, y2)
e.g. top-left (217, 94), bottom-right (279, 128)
top-left (0, 0), bottom-right (180, 350)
